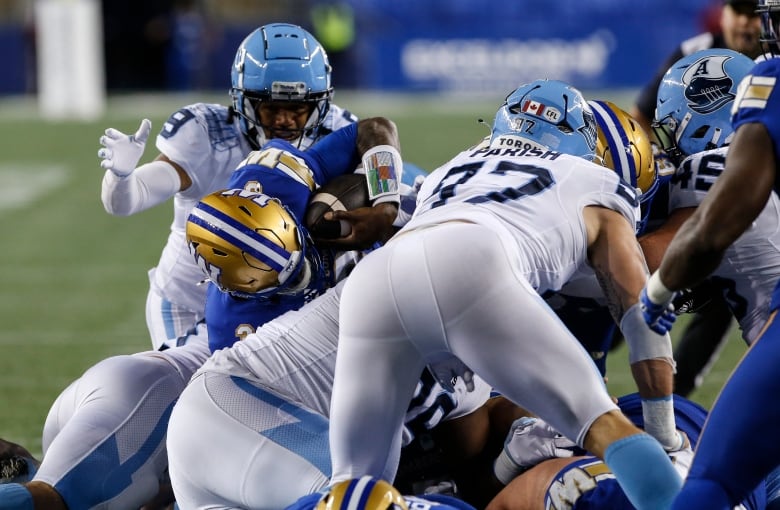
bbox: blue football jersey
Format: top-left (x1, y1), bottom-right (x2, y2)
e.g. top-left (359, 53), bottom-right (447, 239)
top-left (732, 58), bottom-right (780, 190)
top-left (205, 124), bottom-right (362, 351)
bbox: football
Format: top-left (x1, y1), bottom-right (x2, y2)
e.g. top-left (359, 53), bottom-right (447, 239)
top-left (305, 173), bottom-right (370, 238)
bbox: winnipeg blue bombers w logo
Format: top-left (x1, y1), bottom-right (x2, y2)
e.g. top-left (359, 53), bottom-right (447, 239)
top-left (681, 55), bottom-right (737, 114)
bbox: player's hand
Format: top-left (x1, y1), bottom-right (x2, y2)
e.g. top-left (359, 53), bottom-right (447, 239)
top-left (316, 203), bottom-right (399, 250)
top-left (493, 417), bottom-right (578, 484)
top-left (663, 430), bottom-right (691, 453)
top-left (639, 286), bottom-right (677, 335)
top-left (98, 119), bottom-right (152, 177)
top-left (504, 417), bottom-right (578, 467)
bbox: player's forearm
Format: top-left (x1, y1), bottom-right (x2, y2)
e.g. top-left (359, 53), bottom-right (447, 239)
top-left (629, 359), bottom-right (674, 399)
top-left (101, 160), bottom-right (180, 216)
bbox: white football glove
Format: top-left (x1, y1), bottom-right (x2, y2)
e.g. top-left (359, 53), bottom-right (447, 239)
top-left (493, 416), bottom-right (578, 485)
top-left (98, 119), bottom-right (152, 177)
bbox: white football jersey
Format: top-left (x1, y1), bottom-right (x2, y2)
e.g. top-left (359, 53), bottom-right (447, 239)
top-left (408, 144), bottom-right (640, 295)
top-left (671, 147), bottom-right (780, 343)
top-left (201, 281), bottom-right (491, 427)
top-left (150, 102), bottom-right (356, 314)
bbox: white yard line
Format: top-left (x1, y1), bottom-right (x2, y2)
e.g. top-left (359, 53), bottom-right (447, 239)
top-left (0, 164), bottom-right (69, 212)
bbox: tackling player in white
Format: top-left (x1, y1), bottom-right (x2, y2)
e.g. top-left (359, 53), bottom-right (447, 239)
top-left (327, 80), bottom-right (682, 510)
top-left (97, 23), bottom-right (357, 350)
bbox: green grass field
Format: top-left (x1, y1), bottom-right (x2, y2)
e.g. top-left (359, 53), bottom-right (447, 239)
top-left (0, 91), bottom-right (750, 459)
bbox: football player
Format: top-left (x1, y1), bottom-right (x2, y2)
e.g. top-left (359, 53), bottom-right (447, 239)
top-left (640, 48), bottom-right (780, 346)
top-left (541, 99), bottom-right (662, 378)
top-left (165, 95), bottom-right (680, 510)
top-left (286, 476), bottom-right (477, 510)
top-left (485, 393), bottom-right (766, 510)
top-left (97, 23), bottom-right (361, 350)
top-left (197, 116), bottom-right (406, 351)
top-left (0, 118), bottom-right (403, 510)
top-left (641, 1), bottom-right (780, 507)
top-left (327, 79), bottom-right (683, 510)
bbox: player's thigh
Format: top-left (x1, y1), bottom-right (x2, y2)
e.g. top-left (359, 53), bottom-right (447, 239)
top-left (394, 223), bottom-right (615, 444)
top-left (168, 372), bottom-right (330, 510)
top-left (37, 355), bottom-right (186, 509)
top-left (341, 223), bottom-right (509, 351)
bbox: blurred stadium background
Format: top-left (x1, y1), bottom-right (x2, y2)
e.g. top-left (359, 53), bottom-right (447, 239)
top-left (0, 0), bottom-right (746, 457)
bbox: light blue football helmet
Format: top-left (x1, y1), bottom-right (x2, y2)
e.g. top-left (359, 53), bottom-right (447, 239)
top-left (653, 48), bottom-right (754, 164)
top-left (230, 23), bottom-right (333, 149)
top-left (758, 0), bottom-right (780, 57)
top-left (490, 79), bottom-right (598, 160)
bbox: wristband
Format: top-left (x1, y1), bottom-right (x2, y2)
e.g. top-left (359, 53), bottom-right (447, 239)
top-left (641, 397), bottom-right (681, 451)
top-left (646, 271), bottom-right (676, 304)
top-left (620, 304), bottom-right (675, 365)
top-left (362, 145), bottom-right (402, 204)
top-left (493, 448), bottom-right (527, 486)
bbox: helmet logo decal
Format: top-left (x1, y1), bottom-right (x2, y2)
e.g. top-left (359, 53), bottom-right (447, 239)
top-left (271, 81), bottom-right (308, 99)
top-left (521, 100), bottom-right (562, 123)
top-left (521, 99), bottom-right (545, 116)
top-left (580, 109), bottom-right (598, 151)
top-left (681, 55), bottom-right (736, 114)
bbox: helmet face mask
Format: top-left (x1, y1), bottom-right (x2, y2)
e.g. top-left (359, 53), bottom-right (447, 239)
top-left (230, 23), bottom-right (333, 149)
top-left (186, 189), bottom-right (315, 300)
top-left (652, 113), bottom-right (685, 165)
top-left (759, 0), bottom-right (780, 57)
top-left (652, 48), bottom-right (755, 165)
top-left (489, 79), bottom-right (597, 161)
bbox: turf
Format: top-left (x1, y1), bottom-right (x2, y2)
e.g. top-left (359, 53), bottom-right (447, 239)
top-left (0, 91), bottom-right (748, 458)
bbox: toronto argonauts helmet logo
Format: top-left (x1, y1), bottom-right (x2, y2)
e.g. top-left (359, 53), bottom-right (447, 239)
top-left (681, 55), bottom-right (736, 114)
top-left (579, 108), bottom-right (598, 151)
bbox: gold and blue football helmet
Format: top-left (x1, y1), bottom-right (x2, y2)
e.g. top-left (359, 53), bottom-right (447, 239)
top-left (186, 189), bottom-right (314, 299)
top-left (589, 100), bottom-right (658, 234)
top-left (315, 477), bottom-right (408, 510)
top-left (590, 100), bottom-right (657, 199)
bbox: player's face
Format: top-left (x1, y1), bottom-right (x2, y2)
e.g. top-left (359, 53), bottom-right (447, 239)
top-left (721, 3), bottom-right (763, 58)
top-left (257, 101), bottom-right (314, 142)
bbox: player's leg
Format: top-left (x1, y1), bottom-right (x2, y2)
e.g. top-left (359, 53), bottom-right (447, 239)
top-left (145, 274), bottom-right (201, 350)
top-left (389, 223), bottom-right (680, 510)
top-left (33, 353), bottom-right (186, 510)
top-left (330, 239), bottom-right (427, 484)
top-left (672, 310), bottom-right (780, 509)
top-left (167, 371), bottom-right (331, 509)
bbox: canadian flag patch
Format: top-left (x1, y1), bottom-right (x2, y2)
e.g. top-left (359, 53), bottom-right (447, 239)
top-left (522, 100), bottom-right (546, 116)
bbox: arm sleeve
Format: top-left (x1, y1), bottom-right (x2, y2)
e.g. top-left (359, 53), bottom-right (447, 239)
top-left (100, 160), bottom-right (181, 216)
top-left (303, 123), bottom-right (361, 183)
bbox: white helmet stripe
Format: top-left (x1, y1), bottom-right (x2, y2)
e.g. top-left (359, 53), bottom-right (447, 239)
top-left (347, 476), bottom-right (375, 510)
top-left (590, 100), bottom-right (634, 185)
